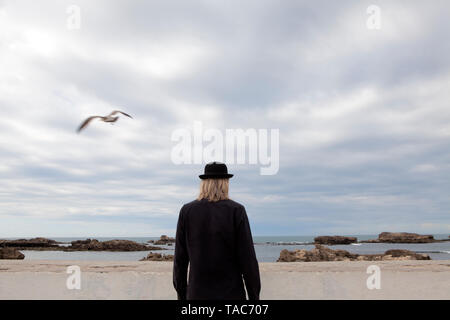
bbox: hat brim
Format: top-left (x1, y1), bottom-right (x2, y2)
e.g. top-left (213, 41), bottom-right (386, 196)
top-left (199, 173), bottom-right (233, 180)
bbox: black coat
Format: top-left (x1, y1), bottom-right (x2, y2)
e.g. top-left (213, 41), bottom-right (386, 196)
top-left (173, 199), bottom-right (261, 300)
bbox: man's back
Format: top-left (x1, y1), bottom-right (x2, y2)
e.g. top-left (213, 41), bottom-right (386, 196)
top-left (173, 199), bottom-right (261, 300)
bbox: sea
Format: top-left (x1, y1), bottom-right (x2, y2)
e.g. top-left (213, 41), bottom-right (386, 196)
top-left (15, 234), bottom-right (450, 262)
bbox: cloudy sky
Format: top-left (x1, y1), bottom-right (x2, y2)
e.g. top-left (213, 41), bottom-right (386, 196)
top-left (1, 0), bottom-right (449, 237)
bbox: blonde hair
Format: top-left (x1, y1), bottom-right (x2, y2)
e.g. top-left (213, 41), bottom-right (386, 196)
top-left (197, 178), bottom-right (230, 202)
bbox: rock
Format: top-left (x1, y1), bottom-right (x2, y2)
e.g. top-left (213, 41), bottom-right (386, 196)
top-left (278, 245), bottom-right (358, 262)
top-left (383, 249), bottom-right (430, 260)
top-left (277, 244), bottom-right (430, 262)
top-left (377, 232), bottom-right (434, 243)
top-left (362, 239), bottom-right (380, 243)
top-left (314, 236), bottom-right (357, 245)
top-left (0, 247), bottom-right (25, 259)
top-left (263, 241), bottom-right (313, 245)
top-left (0, 238), bottom-right (165, 252)
top-left (140, 252), bottom-right (174, 261)
top-left (361, 232), bottom-right (438, 243)
top-left (0, 237), bottom-right (58, 249)
top-left (153, 235), bottom-right (176, 245)
top-left (277, 249), bottom-right (297, 262)
top-left (69, 239), bottom-right (161, 251)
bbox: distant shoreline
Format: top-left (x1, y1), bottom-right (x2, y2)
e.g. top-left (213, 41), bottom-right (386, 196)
top-left (2, 233), bottom-right (448, 250)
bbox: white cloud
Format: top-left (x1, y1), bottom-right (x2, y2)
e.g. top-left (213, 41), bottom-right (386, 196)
top-left (0, 0), bottom-right (449, 236)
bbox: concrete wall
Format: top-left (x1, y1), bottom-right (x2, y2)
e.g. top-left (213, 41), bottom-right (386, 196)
top-left (0, 260), bottom-right (449, 299)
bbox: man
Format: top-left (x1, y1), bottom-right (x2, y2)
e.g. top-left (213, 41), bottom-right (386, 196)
top-left (173, 161), bottom-right (261, 300)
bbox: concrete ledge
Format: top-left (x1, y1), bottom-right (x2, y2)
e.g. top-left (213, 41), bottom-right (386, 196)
top-left (1, 260), bottom-right (449, 299)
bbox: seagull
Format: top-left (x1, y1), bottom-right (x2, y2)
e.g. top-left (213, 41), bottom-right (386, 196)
top-left (77, 110), bottom-right (133, 133)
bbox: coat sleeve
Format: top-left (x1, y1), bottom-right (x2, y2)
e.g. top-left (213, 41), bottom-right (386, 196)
top-left (173, 207), bottom-right (189, 300)
top-left (236, 207), bottom-right (261, 300)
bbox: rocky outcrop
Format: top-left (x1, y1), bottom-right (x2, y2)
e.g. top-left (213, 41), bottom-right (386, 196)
top-left (0, 237), bottom-right (58, 249)
top-left (69, 239), bottom-right (162, 251)
top-left (148, 235), bottom-right (176, 246)
top-left (383, 249), bottom-right (430, 260)
top-left (364, 232), bottom-right (435, 243)
top-left (262, 241), bottom-right (313, 245)
top-left (0, 238), bottom-right (164, 251)
top-left (314, 236), bottom-right (357, 245)
top-left (378, 232), bottom-right (434, 243)
top-left (277, 244), bottom-right (430, 262)
top-left (0, 247), bottom-right (25, 259)
top-left (278, 245), bottom-right (357, 262)
top-left (140, 252), bottom-right (174, 261)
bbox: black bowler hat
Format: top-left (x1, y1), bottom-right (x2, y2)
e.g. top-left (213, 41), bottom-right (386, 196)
top-left (199, 161), bottom-right (233, 179)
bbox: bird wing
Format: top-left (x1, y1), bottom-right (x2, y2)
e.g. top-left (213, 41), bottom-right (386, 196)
top-left (110, 110), bottom-right (133, 118)
top-left (77, 116), bottom-right (103, 132)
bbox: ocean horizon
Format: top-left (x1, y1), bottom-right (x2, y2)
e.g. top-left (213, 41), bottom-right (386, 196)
top-left (5, 233), bottom-right (450, 242)
top-left (6, 234), bottom-right (450, 262)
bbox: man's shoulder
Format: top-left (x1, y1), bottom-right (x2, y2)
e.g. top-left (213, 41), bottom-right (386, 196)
top-left (181, 199), bottom-right (200, 210)
top-left (181, 199), bottom-right (245, 211)
top-left (222, 199), bottom-right (245, 210)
